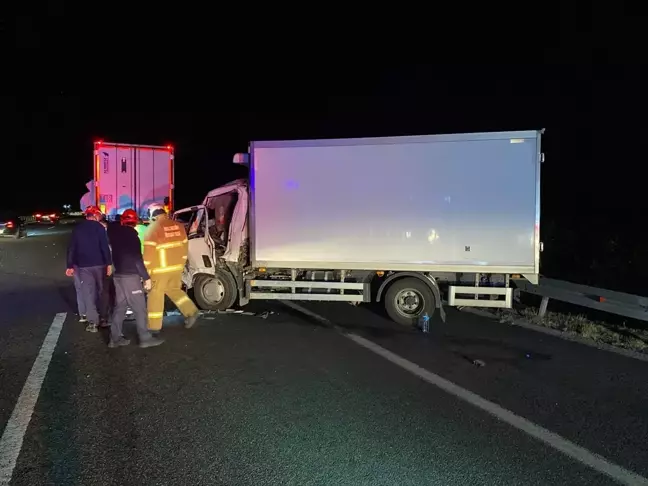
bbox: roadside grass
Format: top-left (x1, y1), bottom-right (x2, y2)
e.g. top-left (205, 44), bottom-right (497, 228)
top-left (494, 307), bottom-right (648, 354)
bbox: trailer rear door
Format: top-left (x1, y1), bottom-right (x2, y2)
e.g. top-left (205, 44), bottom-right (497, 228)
top-left (94, 142), bottom-right (174, 219)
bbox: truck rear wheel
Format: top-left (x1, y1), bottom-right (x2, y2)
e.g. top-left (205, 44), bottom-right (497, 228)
top-left (384, 277), bottom-right (436, 327)
top-left (193, 271), bottom-right (237, 311)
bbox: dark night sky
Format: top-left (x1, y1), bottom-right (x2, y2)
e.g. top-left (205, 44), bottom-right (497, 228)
top-left (5, 7), bottom-right (648, 290)
top-left (7, 62), bottom-right (645, 219)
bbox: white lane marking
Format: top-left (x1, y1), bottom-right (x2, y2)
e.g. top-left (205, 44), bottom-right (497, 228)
top-left (0, 312), bottom-right (66, 485)
top-left (282, 302), bottom-right (648, 486)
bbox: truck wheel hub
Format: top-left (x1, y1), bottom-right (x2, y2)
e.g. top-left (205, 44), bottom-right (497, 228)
top-left (204, 278), bottom-right (225, 302)
top-left (397, 290), bottom-right (420, 313)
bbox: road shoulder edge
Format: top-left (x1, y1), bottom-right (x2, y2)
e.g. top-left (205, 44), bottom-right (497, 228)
top-left (462, 308), bottom-right (648, 363)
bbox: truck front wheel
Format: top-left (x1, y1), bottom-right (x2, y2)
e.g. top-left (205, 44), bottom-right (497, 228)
top-left (384, 277), bottom-right (436, 327)
top-left (193, 271), bottom-right (237, 311)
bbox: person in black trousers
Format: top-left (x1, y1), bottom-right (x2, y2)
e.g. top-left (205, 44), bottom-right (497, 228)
top-left (107, 209), bottom-right (163, 348)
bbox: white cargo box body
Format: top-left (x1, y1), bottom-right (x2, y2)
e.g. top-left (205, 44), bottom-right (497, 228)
top-left (93, 142), bottom-right (174, 219)
top-left (250, 130), bottom-right (542, 274)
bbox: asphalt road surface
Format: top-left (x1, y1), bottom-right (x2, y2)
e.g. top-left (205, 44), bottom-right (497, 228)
top-left (1, 225), bottom-right (648, 485)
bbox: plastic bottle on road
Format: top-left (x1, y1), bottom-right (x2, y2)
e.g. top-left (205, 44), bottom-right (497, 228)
top-left (419, 312), bottom-right (430, 333)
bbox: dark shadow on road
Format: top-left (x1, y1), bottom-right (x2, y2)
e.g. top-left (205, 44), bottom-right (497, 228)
top-left (444, 335), bottom-right (553, 368)
top-left (14, 351), bottom-right (81, 486)
top-left (0, 281), bottom-right (72, 323)
top-left (283, 301), bottom-right (422, 339)
top-left (445, 336), bottom-right (553, 361)
top-left (276, 301), bottom-right (415, 339)
top-left (12, 316), bottom-right (140, 485)
top-left (275, 305), bottom-right (331, 329)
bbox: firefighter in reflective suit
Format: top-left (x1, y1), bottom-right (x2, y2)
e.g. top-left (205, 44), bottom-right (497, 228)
top-left (135, 220), bottom-right (148, 254)
top-left (143, 205), bottom-right (200, 331)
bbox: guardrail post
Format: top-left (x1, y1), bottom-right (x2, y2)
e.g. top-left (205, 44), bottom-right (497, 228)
top-left (538, 296), bottom-right (549, 318)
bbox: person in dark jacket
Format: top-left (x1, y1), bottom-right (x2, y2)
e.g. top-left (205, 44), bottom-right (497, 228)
top-left (107, 209), bottom-right (163, 348)
top-left (66, 206), bottom-right (113, 332)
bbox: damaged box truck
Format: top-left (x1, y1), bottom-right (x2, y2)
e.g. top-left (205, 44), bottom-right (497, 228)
top-left (173, 130), bottom-right (543, 326)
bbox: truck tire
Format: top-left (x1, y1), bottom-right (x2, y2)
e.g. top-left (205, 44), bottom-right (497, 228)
top-left (384, 277), bottom-right (436, 327)
top-left (193, 271), bottom-right (237, 311)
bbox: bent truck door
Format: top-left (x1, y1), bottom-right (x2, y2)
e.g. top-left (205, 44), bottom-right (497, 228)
top-left (172, 205), bottom-right (215, 286)
top-left (173, 205), bottom-right (202, 234)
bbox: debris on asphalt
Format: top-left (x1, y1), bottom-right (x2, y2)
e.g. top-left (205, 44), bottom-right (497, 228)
top-left (472, 359), bottom-right (486, 367)
top-left (166, 309), bottom-right (277, 319)
top-left (208, 309), bottom-right (277, 319)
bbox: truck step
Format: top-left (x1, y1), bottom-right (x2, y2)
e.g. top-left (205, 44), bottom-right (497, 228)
top-left (248, 279), bottom-right (370, 302)
top-left (448, 286), bottom-right (513, 308)
top-left (249, 292), bottom-right (366, 302)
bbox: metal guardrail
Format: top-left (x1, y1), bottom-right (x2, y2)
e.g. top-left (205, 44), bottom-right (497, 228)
top-left (513, 277), bottom-right (648, 323)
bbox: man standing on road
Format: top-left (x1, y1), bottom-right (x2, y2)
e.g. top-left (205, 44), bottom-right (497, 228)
top-left (66, 206), bottom-right (112, 332)
top-left (143, 204), bottom-right (200, 332)
top-left (107, 209), bottom-right (164, 348)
